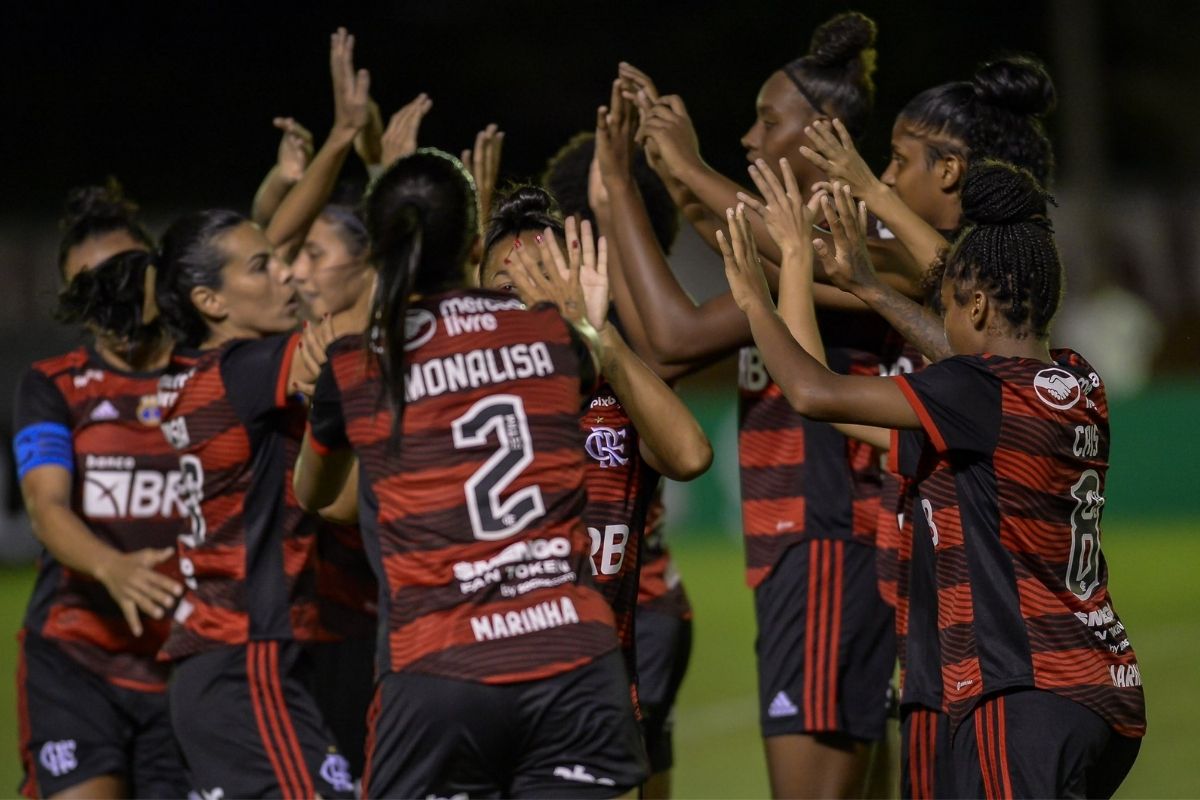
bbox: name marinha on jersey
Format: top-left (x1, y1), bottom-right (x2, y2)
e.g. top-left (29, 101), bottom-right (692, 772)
top-left (469, 596), bottom-right (581, 642)
top-left (405, 342), bottom-right (555, 402)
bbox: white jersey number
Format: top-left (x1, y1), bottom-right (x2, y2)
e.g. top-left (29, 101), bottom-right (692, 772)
top-left (452, 394), bottom-right (546, 540)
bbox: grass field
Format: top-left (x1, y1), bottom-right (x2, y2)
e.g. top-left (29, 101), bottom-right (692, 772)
top-left (0, 520), bottom-right (1196, 798)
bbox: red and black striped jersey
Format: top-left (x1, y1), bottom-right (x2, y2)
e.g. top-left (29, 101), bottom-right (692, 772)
top-left (894, 350), bottom-right (1145, 737)
top-left (157, 334), bottom-right (321, 660)
top-left (637, 486), bottom-right (692, 620)
top-left (312, 518), bottom-right (378, 641)
top-left (887, 429), bottom-right (943, 712)
top-left (308, 290), bottom-right (618, 684)
top-left (737, 311), bottom-right (892, 587)
top-left (12, 347), bottom-right (188, 690)
top-left (581, 381), bottom-right (659, 676)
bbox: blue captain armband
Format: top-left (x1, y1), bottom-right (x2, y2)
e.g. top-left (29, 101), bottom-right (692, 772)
top-left (14, 422), bottom-right (74, 480)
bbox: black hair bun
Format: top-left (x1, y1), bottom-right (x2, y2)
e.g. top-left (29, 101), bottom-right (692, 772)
top-left (490, 185), bottom-right (561, 225)
top-left (807, 11), bottom-right (877, 71)
top-left (961, 160), bottom-right (1053, 226)
top-left (972, 56), bottom-right (1057, 117)
top-left (61, 178), bottom-right (138, 232)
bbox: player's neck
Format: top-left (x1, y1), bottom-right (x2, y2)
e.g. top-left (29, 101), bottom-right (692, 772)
top-left (981, 332), bottom-right (1052, 363)
top-left (93, 331), bottom-right (172, 372)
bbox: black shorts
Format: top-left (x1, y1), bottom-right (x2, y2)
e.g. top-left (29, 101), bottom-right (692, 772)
top-left (169, 640), bottom-right (354, 799)
top-left (16, 629), bottom-right (187, 799)
top-left (363, 650), bottom-right (648, 799)
top-left (951, 688), bottom-right (1141, 799)
top-left (634, 608), bottom-right (692, 774)
top-left (900, 705), bottom-right (954, 799)
top-left (754, 538), bottom-right (895, 741)
top-left (307, 635), bottom-right (376, 779)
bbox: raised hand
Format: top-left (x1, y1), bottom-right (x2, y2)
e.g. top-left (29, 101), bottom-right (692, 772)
top-left (354, 98), bottom-right (384, 166)
top-left (798, 118), bottom-right (883, 199)
top-left (273, 117), bottom-right (314, 182)
top-left (639, 95), bottom-right (703, 178)
top-left (812, 181), bottom-right (877, 293)
top-left (461, 123), bottom-right (504, 222)
top-left (617, 61), bottom-right (661, 105)
top-left (595, 79), bottom-right (636, 185)
top-left (737, 156), bottom-right (824, 257)
top-left (718, 204), bottom-right (773, 314)
top-left (382, 93), bottom-right (433, 167)
top-left (508, 219), bottom-right (608, 330)
top-left (330, 27), bottom-right (371, 138)
top-left (94, 547), bottom-right (183, 637)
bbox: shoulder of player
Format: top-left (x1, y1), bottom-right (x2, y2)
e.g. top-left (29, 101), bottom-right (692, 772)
top-left (28, 346), bottom-right (90, 381)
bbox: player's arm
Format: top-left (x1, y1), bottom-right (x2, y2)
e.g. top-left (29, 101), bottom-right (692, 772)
top-left (721, 205), bottom-right (920, 429)
top-left (13, 372), bottom-right (182, 636)
top-left (265, 28), bottom-right (370, 254)
top-left (316, 460), bottom-right (360, 525)
top-left (251, 117), bottom-right (313, 226)
top-left (594, 96), bottom-right (752, 365)
top-left (596, 325), bottom-right (712, 481)
top-left (294, 363), bottom-right (356, 513)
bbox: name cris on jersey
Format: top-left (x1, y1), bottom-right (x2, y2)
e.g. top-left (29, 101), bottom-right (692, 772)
top-left (405, 343), bottom-right (555, 403)
top-left (469, 595), bottom-right (581, 642)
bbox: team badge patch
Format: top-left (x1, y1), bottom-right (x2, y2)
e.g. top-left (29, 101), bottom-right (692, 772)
top-left (136, 394), bottom-right (163, 426)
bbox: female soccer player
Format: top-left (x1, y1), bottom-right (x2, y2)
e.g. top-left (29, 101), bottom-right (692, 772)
top-left (13, 185), bottom-right (187, 799)
top-left (598, 25), bottom-right (900, 791)
top-left (477, 188), bottom-right (711, 771)
top-left (152, 199), bottom-right (352, 798)
top-left (294, 150), bottom-right (648, 799)
top-left (543, 132), bottom-right (698, 798)
top-left (721, 161), bottom-right (1146, 799)
top-left (796, 55), bottom-right (1058, 797)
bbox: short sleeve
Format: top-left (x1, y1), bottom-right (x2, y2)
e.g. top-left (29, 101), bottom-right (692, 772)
top-left (12, 368), bottom-right (74, 479)
top-left (892, 356), bottom-right (1000, 455)
top-left (887, 428), bottom-right (928, 478)
top-left (307, 362), bottom-right (350, 455)
top-left (220, 333), bottom-right (301, 425)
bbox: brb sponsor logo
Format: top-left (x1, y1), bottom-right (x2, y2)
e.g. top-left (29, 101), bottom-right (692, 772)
top-left (585, 426), bottom-right (628, 469)
top-left (39, 740), bottom-right (77, 777)
top-left (82, 455), bottom-right (186, 519)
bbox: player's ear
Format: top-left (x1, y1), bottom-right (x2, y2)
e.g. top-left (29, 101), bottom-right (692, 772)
top-left (970, 289), bottom-right (988, 331)
top-left (190, 284), bottom-right (226, 322)
top-left (940, 153), bottom-right (966, 192)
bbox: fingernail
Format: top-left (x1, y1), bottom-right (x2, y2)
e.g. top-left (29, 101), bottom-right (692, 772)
top-left (572, 240), bottom-right (580, 249)
top-left (503, 258), bottom-right (511, 265)
top-left (513, 239), bottom-right (522, 249)
top-left (535, 233), bottom-right (543, 243)
top-left (298, 341), bottom-right (304, 349)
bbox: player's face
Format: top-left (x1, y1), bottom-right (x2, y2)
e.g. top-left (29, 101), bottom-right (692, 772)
top-left (741, 71), bottom-right (826, 196)
top-left (62, 229), bottom-right (148, 282)
top-left (291, 217), bottom-right (371, 319)
top-left (881, 120), bottom-right (959, 229)
top-left (478, 232), bottom-right (543, 297)
top-left (213, 222), bottom-right (299, 336)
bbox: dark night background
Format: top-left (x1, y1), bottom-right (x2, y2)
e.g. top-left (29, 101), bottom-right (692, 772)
top-left (2, 0), bottom-right (1196, 219)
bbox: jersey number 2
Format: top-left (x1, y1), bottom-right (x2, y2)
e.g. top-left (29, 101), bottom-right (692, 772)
top-left (452, 394), bottom-right (546, 540)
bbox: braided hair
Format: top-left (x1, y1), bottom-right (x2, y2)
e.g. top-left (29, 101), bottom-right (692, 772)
top-left (934, 160), bottom-right (1062, 338)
